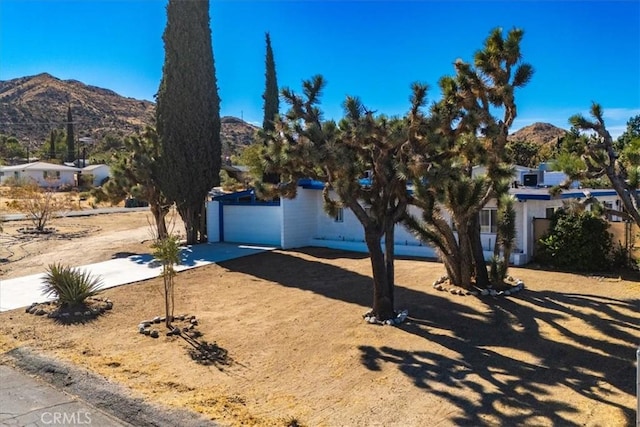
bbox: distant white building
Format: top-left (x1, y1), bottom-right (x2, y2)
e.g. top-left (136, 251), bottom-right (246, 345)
top-left (82, 164), bottom-right (111, 186)
top-left (0, 161), bottom-right (80, 187)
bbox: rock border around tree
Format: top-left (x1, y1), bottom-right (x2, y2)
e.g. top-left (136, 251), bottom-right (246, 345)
top-left (136, 314), bottom-right (198, 338)
top-left (432, 275), bottom-right (526, 297)
top-left (24, 297), bottom-right (113, 320)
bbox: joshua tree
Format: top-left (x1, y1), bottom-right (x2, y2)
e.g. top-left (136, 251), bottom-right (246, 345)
top-left (260, 76), bottom-right (412, 321)
top-left (403, 28), bottom-right (533, 289)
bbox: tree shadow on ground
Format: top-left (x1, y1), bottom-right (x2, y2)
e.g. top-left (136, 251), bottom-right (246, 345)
top-left (177, 329), bottom-right (232, 370)
top-left (219, 247), bottom-right (637, 425)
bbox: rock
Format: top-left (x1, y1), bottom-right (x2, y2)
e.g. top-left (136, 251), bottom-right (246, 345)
top-left (385, 319), bottom-right (394, 325)
top-left (504, 290), bottom-right (511, 296)
top-left (138, 326), bottom-right (146, 334)
top-left (35, 309), bottom-right (46, 316)
top-left (47, 312), bottom-right (59, 319)
top-left (29, 306), bottom-right (38, 314)
top-left (160, 316), bottom-right (166, 322)
top-left (104, 302), bottom-right (113, 310)
top-left (450, 289), bottom-right (458, 295)
top-left (177, 315), bottom-right (185, 321)
top-left (396, 310), bottom-right (408, 323)
top-left (189, 324), bottom-right (196, 330)
top-left (489, 290), bottom-right (498, 297)
top-left (470, 291), bottom-right (479, 296)
top-left (435, 285), bottom-right (444, 291)
top-left (140, 321), bottom-right (151, 327)
top-left (61, 312), bottom-right (70, 318)
top-left (190, 318), bottom-right (198, 325)
top-left (74, 312), bottom-right (82, 317)
top-left (480, 289), bottom-right (489, 296)
top-left (143, 329), bottom-right (151, 336)
top-left (182, 327), bottom-right (190, 333)
top-left (153, 316), bottom-right (161, 323)
top-left (367, 316), bottom-right (378, 324)
top-left (150, 330), bottom-right (159, 338)
top-left (84, 311), bottom-right (91, 316)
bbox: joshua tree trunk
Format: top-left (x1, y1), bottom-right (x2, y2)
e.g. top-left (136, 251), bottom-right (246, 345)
top-left (470, 215), bottom-right (490, 288)
top-left (365, 230), bottom-right (395, 321)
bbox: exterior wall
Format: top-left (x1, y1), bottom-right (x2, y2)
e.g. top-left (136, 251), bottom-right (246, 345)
top-left (313, 202), bottom-right (439, 258)
top-left (83, 165), bottom-right (110, 186)
top-left (223, 204), bottom-right (282, 246)
top-left (206, 201), bottom-right (220, 242)
top-left (26, 170), bottom-right (77, 187)
top-left (281, 189), bottom-right (320, 249)
top-left (0, 168), bottom-right (77, 187)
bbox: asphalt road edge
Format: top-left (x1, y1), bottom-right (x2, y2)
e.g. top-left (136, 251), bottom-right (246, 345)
top-left (2, 346), bottom-right (218, 427)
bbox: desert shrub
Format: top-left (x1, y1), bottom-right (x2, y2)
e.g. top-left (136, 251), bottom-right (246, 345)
top-left (537, 208), bottom-right (613, 271)
top-left (41, 263), bottom-right (103, 307)
top-left (89, 187), bottom-right (110, 204)
top-left (489, 257), bottom-right (508, 284)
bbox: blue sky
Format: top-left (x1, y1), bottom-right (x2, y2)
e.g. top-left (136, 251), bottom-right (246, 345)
top-left (1, 0), bottom-right (638, 138)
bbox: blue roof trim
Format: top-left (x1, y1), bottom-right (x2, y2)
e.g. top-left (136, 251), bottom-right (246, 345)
top-left (514, 189), bottom-right (623, 201)
top-left (213, 189), bottom-right (280, 205)
top-left (298, 178), bottom-right (325, 190)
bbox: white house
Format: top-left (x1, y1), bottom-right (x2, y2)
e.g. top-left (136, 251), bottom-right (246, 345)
top-left (0, 161), bottom-right (80, 187)
top-left (206, 179), bottom-right (626, 266)
top-left (82, 164), bottom-right (111, 186)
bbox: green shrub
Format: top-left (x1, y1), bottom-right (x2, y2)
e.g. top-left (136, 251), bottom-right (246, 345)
top-left (537, 208), bottom-right (613, 271)
top-left (41, 263), bottom-right (103, 307)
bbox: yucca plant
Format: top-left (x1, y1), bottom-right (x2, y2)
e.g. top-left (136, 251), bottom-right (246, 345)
top-left (42, 263), bottom-right (103, 308)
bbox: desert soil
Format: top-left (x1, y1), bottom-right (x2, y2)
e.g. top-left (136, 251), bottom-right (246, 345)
top-left (0, 210), bottom-right (638, 426)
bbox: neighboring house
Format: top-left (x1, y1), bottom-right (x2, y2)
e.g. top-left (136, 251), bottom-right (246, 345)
top-left (82, 164), bottom-right (111, 186)
top-left (207, 178), bottom-right (627, 266)
top-left (0, 161), bottom-right (80, 187)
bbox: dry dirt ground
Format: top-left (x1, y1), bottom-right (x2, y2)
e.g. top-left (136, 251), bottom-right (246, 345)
top-left (0, 211), bottom-right (638, 426)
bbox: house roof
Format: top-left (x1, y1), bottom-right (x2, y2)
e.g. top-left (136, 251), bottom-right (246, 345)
top-left (0, 161), bottom-right (80, 172)
top-left (82, 164), bottom-right (109, 172)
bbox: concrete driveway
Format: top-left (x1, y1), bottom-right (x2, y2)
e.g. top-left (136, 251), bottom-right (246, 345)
top-left (0, 242), bottom-right (275, 312)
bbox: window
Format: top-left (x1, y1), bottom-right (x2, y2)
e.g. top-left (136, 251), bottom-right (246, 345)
top-left (43, 171), bottom-right (60, 179)
top-left (545, 207), bottom-right (555, 219)
top-left (334, 208), bottom-right (344, 223)
top-left (479, 208), bottom-right (497, 233)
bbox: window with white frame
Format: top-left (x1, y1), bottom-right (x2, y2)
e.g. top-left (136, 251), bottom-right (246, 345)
top-left (479, 208), bottom-right (497, 233)
top-left (334, 207), bottom-right (344, 223)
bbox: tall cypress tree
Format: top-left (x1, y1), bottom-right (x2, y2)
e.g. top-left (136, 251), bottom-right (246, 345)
top-left (262, 32), bottom-right (280, 184)
top-left (156, 0), bottom-right (221, 244)
top-left (262, 32), bottom-right (279, 131)
top-left (65, 105), bottom-right (75, 163)
top-left (48, 129), bottom-right (56, 160)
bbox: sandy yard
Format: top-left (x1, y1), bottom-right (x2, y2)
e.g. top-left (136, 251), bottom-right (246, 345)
top-left (0, 210), bottom-right (638, 426)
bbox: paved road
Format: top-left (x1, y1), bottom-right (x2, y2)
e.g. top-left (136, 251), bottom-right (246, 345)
top-left (0, 365), bottom-right (131, 426)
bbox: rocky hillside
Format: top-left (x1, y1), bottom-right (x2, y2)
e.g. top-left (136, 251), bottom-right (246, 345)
top-left (0, 73), bottom-right (258, 157)
top-left (508, 122), bottom-right (567, 147)
top-left (0, 73), bottom-right (155, 143)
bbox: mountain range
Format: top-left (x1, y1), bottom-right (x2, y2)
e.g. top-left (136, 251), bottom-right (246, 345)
top-left (0, 73), bottom-right (259, 157)
top-left (0, 73), bottom-right (566, 158)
